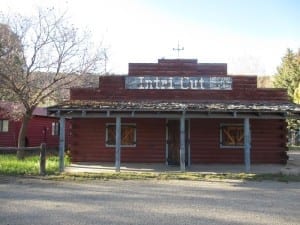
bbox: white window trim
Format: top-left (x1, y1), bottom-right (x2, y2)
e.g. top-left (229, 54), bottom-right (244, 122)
top-left (0, 120), bottom-right (9, 132)
top-left (51, 122), bottom-right (59, 136)
top-left (105, 123), bottom-right (136, 148)
top-left (220, 123), bottom-right (244, 149)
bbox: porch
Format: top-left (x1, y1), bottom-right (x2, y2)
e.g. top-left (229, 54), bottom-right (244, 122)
top-left (65, 163), bottom-right (285, 174)
top-left (48, 100), bottom-right (300, 173)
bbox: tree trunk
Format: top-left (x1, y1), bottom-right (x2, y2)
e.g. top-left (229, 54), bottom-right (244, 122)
top-left (17, 113), bottom-right (31, 160)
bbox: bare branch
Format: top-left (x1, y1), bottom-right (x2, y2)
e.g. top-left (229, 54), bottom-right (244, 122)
top-left (0, 8), bottom-right (106, 147)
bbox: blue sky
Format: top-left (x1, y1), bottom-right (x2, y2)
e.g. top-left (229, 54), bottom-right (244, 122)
top-left (1, 0), bottom-right (299, 75)
top-left (143, 0), bottom-right (300, 38)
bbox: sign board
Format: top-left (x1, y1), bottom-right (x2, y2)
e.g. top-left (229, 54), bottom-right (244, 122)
top-left (125, 76), bottom-right (232, 90)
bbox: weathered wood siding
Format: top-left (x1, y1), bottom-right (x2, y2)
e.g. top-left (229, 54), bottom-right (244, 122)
top-left (70, 118), bottom-right (287, 164)
top-left (71, 76), bottom-right (288, 102)
top-left (128, 59), bottom-right (228, 76)
top-left (190, 119), bottom-right (287, 164)
top-left (70, 118), bottom-right (166, 162)
top-left (71, 118), bottom-right (109, 162)
top-left (26, 116), bottom-right (60, 148)
top-left (251, 119), bottom-right (288, 163)
top-left (70, 59), bottom-right (288, 102)
top-left (0, 116), bottom-right (61, 149)
top-left (0, 120), bottom-right (20, 147)
top-left (67, 59), bottom-right (290, 164)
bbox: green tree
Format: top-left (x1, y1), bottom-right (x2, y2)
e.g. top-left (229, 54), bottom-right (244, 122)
top-left (274, 48), bottom-right (300, 101)
top-left (274, 48), bottom-right (300, 131)
top-left (294, 83), bottom-right (300, 104)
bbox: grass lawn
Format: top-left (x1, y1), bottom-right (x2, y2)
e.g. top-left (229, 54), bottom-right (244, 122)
top-left (49, 171), bottom-right (300, 182)
top-left (1, 154), bottom-right (299, 182)
top-left (0, 154), bottom-right (70, 176)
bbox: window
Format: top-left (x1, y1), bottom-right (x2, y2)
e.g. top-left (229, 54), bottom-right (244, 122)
top-left (51, 122), bottom-right (59, 136)
top-left (0, 120), bottom-right (9, 132)
top-left (106, 123), bottom-right (136, 147)
top-left (220, 124), bottom-right (244, 148)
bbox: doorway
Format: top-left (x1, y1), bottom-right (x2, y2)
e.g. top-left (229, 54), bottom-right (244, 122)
top-left (166, 120), bottom-right (190, 165)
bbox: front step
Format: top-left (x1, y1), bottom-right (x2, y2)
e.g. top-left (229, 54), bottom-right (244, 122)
top-left (280, 151), bottom-right (300, 175)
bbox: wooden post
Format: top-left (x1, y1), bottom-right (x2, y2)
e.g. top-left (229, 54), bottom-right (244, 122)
top-left (244, 118), bottom-right (251, 173)
top-left (39, 143), bottom-right (46, 176)
top-left (59, 117), bottom-right (65, 173)
top-left (115, 116), bottom-right (121, 172)
top-left (180, 113), bottom-right (186, 172)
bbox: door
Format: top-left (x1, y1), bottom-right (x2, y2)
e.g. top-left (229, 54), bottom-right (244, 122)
top-left (167, 120), bottom-right (189, 165)
top-left (167, 120), bottom-right (180, 165)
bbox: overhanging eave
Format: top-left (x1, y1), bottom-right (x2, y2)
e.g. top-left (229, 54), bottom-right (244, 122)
top-left (47, 108), bottom-right (293, 119)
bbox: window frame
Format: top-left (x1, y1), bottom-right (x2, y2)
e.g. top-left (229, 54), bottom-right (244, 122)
top-left (220, 123), bottom-right (244, 149)
top-left (0, 119), bottom-right (9, 132)
top-left (105, 123), bottom-right (137, 148)
top-left (51, 122), bottom-right (60, 136)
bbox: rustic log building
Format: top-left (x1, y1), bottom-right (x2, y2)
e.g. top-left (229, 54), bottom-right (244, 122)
top-left (48, 59), bottom-right (300, 172)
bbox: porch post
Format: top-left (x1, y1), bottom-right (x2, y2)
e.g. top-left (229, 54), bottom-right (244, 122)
top-left (59, 117), bottom-right (65, 173)
top-left (115, 116), bottom-right (121, 172)
top-left (244, 118), bottom-right (251, 173)
top-left (180, 113), bottom-right (186, 172)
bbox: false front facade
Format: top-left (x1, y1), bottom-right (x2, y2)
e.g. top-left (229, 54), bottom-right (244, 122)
top-left (48, 59), bottom-right (300, 171)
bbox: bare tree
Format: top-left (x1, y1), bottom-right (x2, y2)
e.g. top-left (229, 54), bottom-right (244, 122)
top-left (0, 8), bottom-right (105, 158)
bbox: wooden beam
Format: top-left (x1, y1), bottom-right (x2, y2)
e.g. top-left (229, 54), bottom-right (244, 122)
top-left (0, 146), bottom-right (42, 151)
top-left (59, 117), bottom-right (65, 173)
top-left (187, 120), bottom-right (191, 167)
top-left (49, 110), bottom-right (287, 119)
top-left (233, 111), bottom-right (237, 118)
top-left (115, 116), bottom-right (121, 172)
top-left (165, 119), bottom-right (169, 166)
top-left (39, 143), bottom-right (46, 176)
top-left (244, 118), bottom-right (251, 173)
top-left (180, 113), bottom-right (186, 172)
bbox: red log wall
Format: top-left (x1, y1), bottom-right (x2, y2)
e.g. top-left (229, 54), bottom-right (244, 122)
top-left (70, 59), bottom-right (288, 103)
top-left (70, 76), bottom-right (288, 102)
top-left (68, 59), bottom-right (289, 164)
top-left (190, 119), bottom-right (287, 164)
top-left (70, 118), bottom-right (166, 162)
top-left (70, 118), bottom-right (287, 164)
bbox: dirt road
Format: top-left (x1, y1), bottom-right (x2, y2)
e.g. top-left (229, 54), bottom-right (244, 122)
top-left (0, 177), bottom-right (299, 225)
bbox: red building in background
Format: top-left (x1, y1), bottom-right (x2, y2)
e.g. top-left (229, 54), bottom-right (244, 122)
top-left (48, 59), bottom-right (300, 171)
top-left (0, 101), bottom-right (60, 149)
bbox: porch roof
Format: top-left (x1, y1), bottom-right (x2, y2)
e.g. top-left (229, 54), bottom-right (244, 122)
top-left (47, 100), bottom-right (300, 119)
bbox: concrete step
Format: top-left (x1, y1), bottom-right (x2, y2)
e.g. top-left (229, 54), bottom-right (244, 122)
top-left (280, 166), bottom-right (300, 175)
top-left (281, 151), bottom-right (300, 175)
top-left (287, 151), bottom-right (300, 166)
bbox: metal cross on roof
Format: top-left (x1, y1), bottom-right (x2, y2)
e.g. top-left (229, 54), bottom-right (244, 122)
top-left (173, 41), bottom-right (184, 58)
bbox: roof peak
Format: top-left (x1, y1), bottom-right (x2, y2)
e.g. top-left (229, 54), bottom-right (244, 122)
top-left (158, 58), bottom-right (198, 64)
